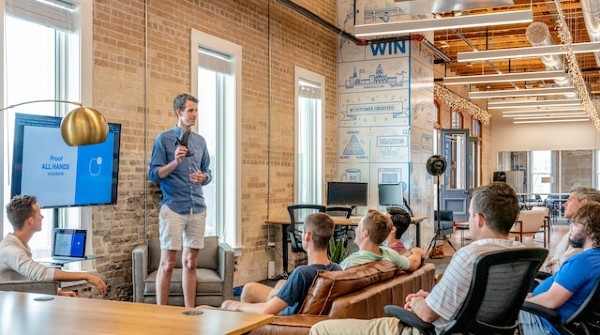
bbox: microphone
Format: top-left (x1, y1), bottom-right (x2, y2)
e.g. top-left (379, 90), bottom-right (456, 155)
top-left (175, 130), bottom-right (193, 157)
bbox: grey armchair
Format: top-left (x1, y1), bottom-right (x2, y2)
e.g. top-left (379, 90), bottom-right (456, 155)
top-left (0, 280), bottom-right (58, 295)
top-left (132, 235), bottom-right (234, 307)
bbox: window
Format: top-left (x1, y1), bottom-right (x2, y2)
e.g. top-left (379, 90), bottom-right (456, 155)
top-left (530, 151), bottom-right (552, 194)
top-left (451, 110), bottom-right (463, 129)
top-left (1, 0), bottom-right (93, 265)
top-left (191, 30), bottom-right (241, 248)
top-left (295, 67), bottom-right (324, 204)
top-left (471, 119), bottom-right (481, 137)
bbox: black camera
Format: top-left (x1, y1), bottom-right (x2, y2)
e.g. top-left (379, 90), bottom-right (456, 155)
top-left (175, 130), bottom-right (193, 157)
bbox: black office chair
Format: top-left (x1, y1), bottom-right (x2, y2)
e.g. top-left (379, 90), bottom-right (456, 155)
top-left (326, 206), bottom-right (354, 245)
top-left (287, 204), bottom-right (327, 253)
top-left (384, 248), bottom-right (548, 335)
top-left (522, 277), bottom-right (600, 335)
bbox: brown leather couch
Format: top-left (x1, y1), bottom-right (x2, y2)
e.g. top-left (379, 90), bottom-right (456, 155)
top-left (249, 261), bottom-right (436, 335)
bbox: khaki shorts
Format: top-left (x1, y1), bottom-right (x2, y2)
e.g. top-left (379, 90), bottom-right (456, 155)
top-left (159, 205), bottom-right (206, 250)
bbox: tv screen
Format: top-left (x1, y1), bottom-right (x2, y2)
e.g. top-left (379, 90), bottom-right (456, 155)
top-left (11, 113), bottom-right (121, 208)
top-left (378, 183), bottom-right (402, 206)
top-left (327, 182), bottom-right (368, 206)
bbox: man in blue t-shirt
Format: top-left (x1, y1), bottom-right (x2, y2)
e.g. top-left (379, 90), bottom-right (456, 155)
top-left (221, 212), bottom-right (341, 315)
top-left (520, 201), bottom-right (600, 335)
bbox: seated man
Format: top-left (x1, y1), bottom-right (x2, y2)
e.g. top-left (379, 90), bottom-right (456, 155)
top-left (340, 209), bottom-right (425, 271)
top-left (220, 212), bottom-right (340, 315)
top-left (542, 187), bottom-right (600, 273)
top-left (519, 201), bottom-right (600, 335)
top-left (384, 207), bottom-right (412, 254)
top-left (0, 195), bottom-right (107, 296)
top-left (311, 182), bottom-right (522, 335)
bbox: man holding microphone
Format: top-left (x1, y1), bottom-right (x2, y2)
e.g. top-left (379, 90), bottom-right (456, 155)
top-left (149, 93), bottom-right (212, 308)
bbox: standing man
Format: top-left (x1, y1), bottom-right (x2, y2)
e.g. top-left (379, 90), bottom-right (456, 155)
top-left (149, 93), bottom-right (212, 307)
top-left (0, 195), bottom-right (107, 296)
top-left (542, 187), bottom-right (600, 273)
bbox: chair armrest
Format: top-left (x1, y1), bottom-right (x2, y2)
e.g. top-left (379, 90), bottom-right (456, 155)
top-left (521, 301), bottom-right (562, 323)
top-left (218, 242), bottom-right (235, 301)
top-left (0, 280), bottom-right (58, 295)
top-left (536, 271), bottom-right (552, 280)
top-left (132, 244), bottom-right (149, 302)
top-left (384, 305), bottom-right (436, 335)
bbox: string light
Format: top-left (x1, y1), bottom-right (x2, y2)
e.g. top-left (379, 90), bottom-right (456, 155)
top-left (434, 84), bottom-right (491, 124)
top-left (553, 0), bottom-right (600, 130)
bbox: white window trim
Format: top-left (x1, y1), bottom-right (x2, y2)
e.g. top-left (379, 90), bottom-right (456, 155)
top-left (190, 29), bottom-right (242, 250)
top-left (0, 0), bottom-right (94, 269)
top-left (294, 66), bottom-right (325, 204)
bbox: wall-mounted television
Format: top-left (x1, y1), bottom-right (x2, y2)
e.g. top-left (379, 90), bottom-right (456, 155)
top-left (326, 181), bottom-right (368, 207)
top-left (11, 113), bottom-right (121, 208)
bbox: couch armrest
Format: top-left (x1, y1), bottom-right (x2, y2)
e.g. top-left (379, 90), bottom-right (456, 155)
top-left (0, 280), bottom-right (58, 295)
top-left (132, 244), bottom-right (149, 302)
top-left (249, 315), bottom-right (332, 335)
top-left (218, 242), bottom-right (234, 301)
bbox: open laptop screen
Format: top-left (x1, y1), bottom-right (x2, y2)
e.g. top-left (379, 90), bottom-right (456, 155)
top-left (53, 229), bottom-right (87, 258)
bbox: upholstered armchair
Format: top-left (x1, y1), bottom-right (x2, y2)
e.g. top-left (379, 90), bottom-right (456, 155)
top-left (132, 235), bottom-right (234, 307)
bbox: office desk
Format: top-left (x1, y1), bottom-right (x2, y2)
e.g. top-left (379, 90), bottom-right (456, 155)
top-left (266, 215), bottom-right (426, 276)
top-left (0, 291), bottom-right (273, 335)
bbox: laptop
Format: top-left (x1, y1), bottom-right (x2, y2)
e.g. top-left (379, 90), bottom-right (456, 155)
top-left (36, 229), bottom-right (91, 265)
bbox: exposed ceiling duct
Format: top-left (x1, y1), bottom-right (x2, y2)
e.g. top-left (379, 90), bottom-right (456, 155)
top-left (525, 22), bottom-right (571, 87)
top-left (580, 0), bottom-right (600, 68)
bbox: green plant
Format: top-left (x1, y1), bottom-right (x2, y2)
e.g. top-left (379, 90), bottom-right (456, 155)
top-left (328, 235), bottom-right (349, 264)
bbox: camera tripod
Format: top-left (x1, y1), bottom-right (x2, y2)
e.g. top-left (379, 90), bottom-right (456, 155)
top-left (426, 174), bottom-right (456, 256)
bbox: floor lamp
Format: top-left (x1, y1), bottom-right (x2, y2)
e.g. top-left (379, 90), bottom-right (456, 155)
top-left (426, 155), bottom-right (456, 255)
top-left (0, 99), bottom-right (108, 146)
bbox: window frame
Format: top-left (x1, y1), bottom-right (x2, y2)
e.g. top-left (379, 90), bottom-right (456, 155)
top-left (294, 66), bottom-right (324, 205)
top-left (0, 0), bottom-right (94, 271)
top-left (190, 29), bottom-right (242, 249)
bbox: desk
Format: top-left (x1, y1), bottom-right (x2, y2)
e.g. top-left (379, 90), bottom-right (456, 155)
top-left (0, 291), bottom-right (273, 335)
top-left (266, 215), bottom-right (426, 276)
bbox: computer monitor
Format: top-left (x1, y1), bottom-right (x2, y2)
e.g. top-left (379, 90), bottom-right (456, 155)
top-left (378, 183), bottom-right (403, 206)
top-left (326, 182), bottom-right (368, 206)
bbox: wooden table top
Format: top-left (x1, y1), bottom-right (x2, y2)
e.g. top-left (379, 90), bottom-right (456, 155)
top-left (266, 215), bottom-right (427, 226)
top-left (0, 291), bottom-right (273, 335)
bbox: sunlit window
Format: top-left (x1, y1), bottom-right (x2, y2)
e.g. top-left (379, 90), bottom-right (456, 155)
top-left (2, 1), bottom-right (91, 266)
top-left (295, 67), bottom-right (324, 205)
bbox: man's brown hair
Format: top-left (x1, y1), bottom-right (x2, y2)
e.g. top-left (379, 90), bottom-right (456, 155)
top-left (304, 213), bottom-right (335, 250)
top-left (5, 195), bottom-right (37, 230)
top-left (573, 201), bottom-right (600, 248)
top-left (362, 209), bottom-right (392, 245)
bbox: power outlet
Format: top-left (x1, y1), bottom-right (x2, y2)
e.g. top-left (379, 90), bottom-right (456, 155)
top-left (267, 242), bottom-right (276, 248)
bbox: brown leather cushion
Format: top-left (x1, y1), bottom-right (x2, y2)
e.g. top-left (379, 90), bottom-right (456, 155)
top-left (299, 261), bottom-right (400, 315)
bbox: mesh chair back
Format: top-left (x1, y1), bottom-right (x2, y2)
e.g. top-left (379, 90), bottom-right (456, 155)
top-left (564, 277), bottom-right (600, 334)
top-left (287, 204), bottom-right (327, 253)
top-left (326, 206), bottom-right (354, 245)
top-left (442, 248), bottom-right (548, 335)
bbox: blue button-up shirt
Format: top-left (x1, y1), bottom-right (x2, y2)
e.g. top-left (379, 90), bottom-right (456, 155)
top-left (148, 126), bottom-right (212, 215)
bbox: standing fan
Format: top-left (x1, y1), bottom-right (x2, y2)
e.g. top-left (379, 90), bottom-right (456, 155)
top-left (426, 155), bottom-right (456, 254)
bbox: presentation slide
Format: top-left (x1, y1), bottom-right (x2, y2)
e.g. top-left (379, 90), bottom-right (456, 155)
top-left (13, 114), bottom-right (119, 208)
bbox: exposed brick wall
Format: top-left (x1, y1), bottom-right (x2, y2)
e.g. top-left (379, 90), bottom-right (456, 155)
top-left (91, 0), bottom-right (337, 300)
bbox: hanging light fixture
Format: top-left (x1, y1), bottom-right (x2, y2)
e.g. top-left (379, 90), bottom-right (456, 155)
top-left (0, 99), bottom-right (109, 146)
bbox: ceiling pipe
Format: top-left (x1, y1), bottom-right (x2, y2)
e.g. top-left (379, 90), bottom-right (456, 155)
top-left (453, 29), bottom-right (520, 89)
top-left (580, 0), bottom-right (600, 68)
top-left (274, 0), bottom-right (451, 63)
top-left (525, 22), bottom-right (571, 87)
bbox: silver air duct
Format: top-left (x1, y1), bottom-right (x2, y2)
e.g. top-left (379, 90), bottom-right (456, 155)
top-left (581, 0), bottom-right (600, 67)
top-left (525, 22), bottom-right (571, 87)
